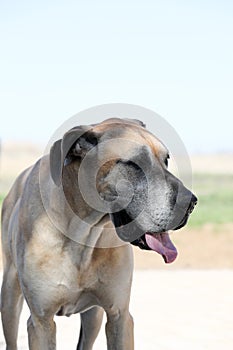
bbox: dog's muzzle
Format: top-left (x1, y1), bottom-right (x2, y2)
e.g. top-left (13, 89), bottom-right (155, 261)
top-left (131, 194), bottom-right (198, 264)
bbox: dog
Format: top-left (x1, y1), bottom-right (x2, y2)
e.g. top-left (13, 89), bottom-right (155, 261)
top-left (1, 118), bottom-right (197, 349)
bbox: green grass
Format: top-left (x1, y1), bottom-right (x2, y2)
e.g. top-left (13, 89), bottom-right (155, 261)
top-left (0, 174), bottom-right (232, 228)
top-left (187, 174), bottom-right (233, 227)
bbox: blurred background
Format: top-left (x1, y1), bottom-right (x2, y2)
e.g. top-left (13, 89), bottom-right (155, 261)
top-left (1, 2), bottom-right (233, 349)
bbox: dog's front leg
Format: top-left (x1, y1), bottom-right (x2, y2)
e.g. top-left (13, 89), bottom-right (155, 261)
top-left (27, 315), bottom-right (56, 350)
top-left (105, 309), bottom-right (134, 350)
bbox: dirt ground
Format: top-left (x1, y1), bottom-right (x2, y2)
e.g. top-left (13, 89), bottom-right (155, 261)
top-left (1, 270), bottom-right (233, 350)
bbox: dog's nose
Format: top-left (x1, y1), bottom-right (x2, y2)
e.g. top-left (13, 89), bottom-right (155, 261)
top-left (191, 193), bottom-right (198, 206)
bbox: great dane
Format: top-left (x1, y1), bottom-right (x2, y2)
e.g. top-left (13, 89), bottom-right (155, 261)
top-left (1, 118), bottom-right (197, 349)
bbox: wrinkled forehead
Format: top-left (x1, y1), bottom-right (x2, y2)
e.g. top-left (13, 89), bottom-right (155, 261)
top-left (93, 121), bottom-right (168, 160)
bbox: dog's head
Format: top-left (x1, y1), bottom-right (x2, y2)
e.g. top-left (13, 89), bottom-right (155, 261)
top-left (50, 118), bottom-right (197, 263)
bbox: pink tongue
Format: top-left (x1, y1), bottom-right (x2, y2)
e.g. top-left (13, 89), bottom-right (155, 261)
top-left (145, 232), bottom-right (178, 264)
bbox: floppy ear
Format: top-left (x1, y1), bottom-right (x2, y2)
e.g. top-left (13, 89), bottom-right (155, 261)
top-left (50, 125), bottom-right (99, 186)
top-left (50, 139), bottom-right (63, 186)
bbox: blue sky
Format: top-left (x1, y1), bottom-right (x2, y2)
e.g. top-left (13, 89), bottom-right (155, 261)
top-left (1, 0), bottom-right (233, 153)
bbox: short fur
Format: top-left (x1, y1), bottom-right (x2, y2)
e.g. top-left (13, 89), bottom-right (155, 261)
top-left (1, 118), bottom-right (196, 350)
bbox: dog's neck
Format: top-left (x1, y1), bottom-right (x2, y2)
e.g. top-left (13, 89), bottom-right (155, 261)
top-left (59, 160), bottom-right (124, 249)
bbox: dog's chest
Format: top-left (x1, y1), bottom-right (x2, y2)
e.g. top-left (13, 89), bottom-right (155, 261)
top-left (55, 290), bottom-right (99, 317)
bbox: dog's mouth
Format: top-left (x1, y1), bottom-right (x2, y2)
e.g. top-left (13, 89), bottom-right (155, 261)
top-left (130, 202), bottom-right (196, 263)
top-left (110, 209), bottom-right (178, 264)
top-left (131, 232), bottom-right (177, 264)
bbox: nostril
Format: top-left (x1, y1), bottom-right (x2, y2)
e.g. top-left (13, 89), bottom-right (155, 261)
top-left (187, 194), bottom-right (198, 214)
top-left (191, 194), bottom-right (198, 206)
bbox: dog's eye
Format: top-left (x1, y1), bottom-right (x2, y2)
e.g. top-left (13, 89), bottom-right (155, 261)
top-left (126, 160), bottom-right (141, 170)
top-left (164, 154), bottom-right (169, 167)
top-left (116, 159), bottom-right (141, 171)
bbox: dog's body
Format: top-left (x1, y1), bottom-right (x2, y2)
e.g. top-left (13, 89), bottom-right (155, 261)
top-left (1, 118), bottom-right (197, 349)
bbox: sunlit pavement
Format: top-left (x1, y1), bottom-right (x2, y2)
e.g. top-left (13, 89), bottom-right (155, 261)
top-left (1, 270), bottom-right (233, 350)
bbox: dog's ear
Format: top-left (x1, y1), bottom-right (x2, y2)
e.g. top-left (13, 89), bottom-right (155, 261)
top-left (71, 129), bottom-right (99, 158)
top-left (50, 126), bottom-right (99, 186)
top-left (50, 138), bottom-right (63, 186)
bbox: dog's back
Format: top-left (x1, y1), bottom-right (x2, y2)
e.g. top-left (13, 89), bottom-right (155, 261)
top-left (1, 166), bottom-right (33, 269)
